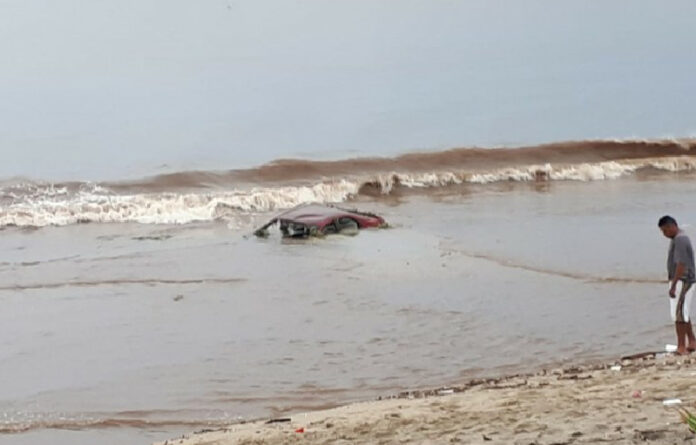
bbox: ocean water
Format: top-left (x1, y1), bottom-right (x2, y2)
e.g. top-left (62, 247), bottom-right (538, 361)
top-left (2, 1), bottom-right (696, 445)
top-left (2, 173), bottom-right (695, 445)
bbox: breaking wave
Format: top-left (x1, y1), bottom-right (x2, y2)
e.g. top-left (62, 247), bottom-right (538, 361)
top-left (2, 139), bottom-right (696, 227)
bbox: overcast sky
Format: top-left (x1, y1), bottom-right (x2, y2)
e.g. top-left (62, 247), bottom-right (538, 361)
top-left (1, 1), bottom-right (694, 180)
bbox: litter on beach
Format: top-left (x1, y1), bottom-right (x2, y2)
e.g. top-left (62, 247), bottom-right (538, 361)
top-left (663, 399), bottom-right (683, 406)
top-left (438, 389), bottom-right (454, 395)
top-left (265, 418), bottom-right (291, 424)
top-left (610, 365), bottom-right (622, 371)
top-left (665, 344), bottom-right (678, 353)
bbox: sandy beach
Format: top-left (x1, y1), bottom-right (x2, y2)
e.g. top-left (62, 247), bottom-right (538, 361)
top-left (155, 352), bottom-right (696, 445)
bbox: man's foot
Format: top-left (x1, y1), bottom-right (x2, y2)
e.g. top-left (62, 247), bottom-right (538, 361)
top-left (676, 348), bottom-right (689, 355)
top-left (687, 344), bottom-right (696, 352)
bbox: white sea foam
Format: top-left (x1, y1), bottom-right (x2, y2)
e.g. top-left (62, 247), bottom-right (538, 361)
top-left (469, 157), bottom-right (696, 184)
top-left (1, 156), bottom-right (694, 227)
top-left (0, 180), bottom-right (361, 227)
top-left (468, 161), bottom-right (637, 183)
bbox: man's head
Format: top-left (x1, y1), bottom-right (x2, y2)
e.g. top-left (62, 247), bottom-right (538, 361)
top-left (659, 215), bottom-right (679, 239)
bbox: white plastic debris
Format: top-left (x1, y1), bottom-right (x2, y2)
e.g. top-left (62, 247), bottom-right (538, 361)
top-left (666, 344), bottom-right (678, 353)
top-left (663, 399), bottom-right (682, 406)
top-left (438, 389), bottom-right (454, 395)
top-left (610, 365), bottom-right (622, 371)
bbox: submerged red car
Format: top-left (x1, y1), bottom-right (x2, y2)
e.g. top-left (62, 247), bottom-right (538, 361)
top-left (254, 204), bottom-right (386, 238)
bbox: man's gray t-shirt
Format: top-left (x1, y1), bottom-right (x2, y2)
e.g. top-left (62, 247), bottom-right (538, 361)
top-left (668, 231), bottom-right (696, 283)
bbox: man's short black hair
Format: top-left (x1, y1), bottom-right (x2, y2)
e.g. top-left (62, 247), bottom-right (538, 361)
top-left (658, 215), bottom-right (678, 227)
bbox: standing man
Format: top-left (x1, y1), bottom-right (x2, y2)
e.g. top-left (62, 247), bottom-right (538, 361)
top-left (659, 215), bottom-right (696, 355)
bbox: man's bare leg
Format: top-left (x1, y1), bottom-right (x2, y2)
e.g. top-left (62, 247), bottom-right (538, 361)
top-left (676, 322), bottom-right (688, 355)
top-left (686, 322), bottom-right (696, 352)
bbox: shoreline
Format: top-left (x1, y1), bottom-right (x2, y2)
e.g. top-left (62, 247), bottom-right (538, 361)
top-left (154, 351), bottom-right (696, 445)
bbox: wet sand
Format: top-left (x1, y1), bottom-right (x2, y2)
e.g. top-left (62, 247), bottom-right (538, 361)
top-left (156, 352), bottom-right (696, 445)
